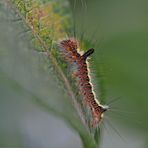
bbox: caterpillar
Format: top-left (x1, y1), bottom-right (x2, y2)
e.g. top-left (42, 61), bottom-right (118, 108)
top-left (58, 38), bottom-right (109, 128)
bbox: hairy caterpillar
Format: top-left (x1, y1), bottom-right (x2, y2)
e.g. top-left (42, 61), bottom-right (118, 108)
top-left (58, 38), bottom-right (109, 128)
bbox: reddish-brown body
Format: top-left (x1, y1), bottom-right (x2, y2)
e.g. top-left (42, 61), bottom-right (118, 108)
top-left (59, 38), bottom-right (108, 127)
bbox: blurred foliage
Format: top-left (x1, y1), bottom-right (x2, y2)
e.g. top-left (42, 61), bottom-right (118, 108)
top-left (70, 0), bottom-right (148, 147)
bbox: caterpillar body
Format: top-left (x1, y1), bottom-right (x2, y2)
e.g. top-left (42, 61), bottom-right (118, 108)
top-left (58, 38), bottom-right (108, 128)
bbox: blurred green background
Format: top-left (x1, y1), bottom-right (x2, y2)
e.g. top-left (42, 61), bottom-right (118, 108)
top-left (0, 0), bottom-right (148, 148)
top-left (73, 0), bottom-right (148, 147)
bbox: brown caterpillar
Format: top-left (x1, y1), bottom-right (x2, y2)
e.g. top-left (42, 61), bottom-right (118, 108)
top-left (58, 38), bottom-right (108, 128)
